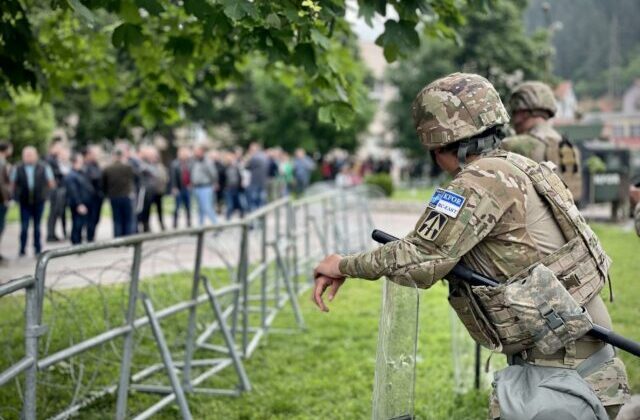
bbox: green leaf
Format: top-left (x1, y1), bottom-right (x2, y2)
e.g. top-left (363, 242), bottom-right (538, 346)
top-left (310, 28), bottom-right (330, 49)
top-left (318, 101), bottom-right (354, 128)
top-left (394, 0), bottom-right (431, 20)
top-left (293, 43), bottom-right (317, 74)
top-left (375, 19), bottom-right (419, 62)
top-left (135, 0), bottom-right (164, 15)
top-left (184, 0), bottom-right (214, 19)
top-left (265, 13), bottom-right (281, 29)
top-left (357, 0), bottom-right (386, 25)
top-left (166, 36), bottom-right (195, 58)
top-left (119, 0), bottom-right (142, 23)
top-left (112, 23), bottom-right (144, 49)
top-left (222, 0), bottom-right (257, 21)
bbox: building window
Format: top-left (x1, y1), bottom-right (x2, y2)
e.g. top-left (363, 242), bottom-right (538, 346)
top-left (631, 125), bottom-right (640, 137)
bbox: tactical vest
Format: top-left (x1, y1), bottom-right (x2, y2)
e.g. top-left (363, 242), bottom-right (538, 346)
top-left (530, 128), bottom-right (584, 203)
top-left (449, 151), bottom-right (609, 355)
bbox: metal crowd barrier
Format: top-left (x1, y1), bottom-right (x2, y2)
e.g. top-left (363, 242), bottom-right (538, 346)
top-left (0, 186), bottom-right (375, 419)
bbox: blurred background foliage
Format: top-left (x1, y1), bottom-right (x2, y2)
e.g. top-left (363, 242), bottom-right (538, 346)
top-left (0, 0), bottom-right (475, 152)
top-left (3, 0), bottom-right (637, 157)
top-left (386, 0), bottom-right (550, 157)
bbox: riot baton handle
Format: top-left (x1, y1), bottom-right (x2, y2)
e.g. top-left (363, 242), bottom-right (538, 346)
top-left (371, 229), bottom-right (640, 358)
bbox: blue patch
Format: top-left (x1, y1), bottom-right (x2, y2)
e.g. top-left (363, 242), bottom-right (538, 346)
top-left (428, 188), bottom-right (466, 218)
top-left (428, 190), bottom-right (444, 209)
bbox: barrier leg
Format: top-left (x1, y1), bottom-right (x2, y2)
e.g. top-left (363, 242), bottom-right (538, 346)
top-left (115, 243), bottom-right (142, 420)
top-left (141, 294), bottom-right (193, 420)
top-left (274, 245), bottom-right (304, 329)
top-left (202, 277), bottom-right (251, 392)
top-left (182, 232), bottom-right (204, 391)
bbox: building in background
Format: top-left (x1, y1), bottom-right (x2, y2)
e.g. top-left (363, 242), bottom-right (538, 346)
top-left (554, 81), bottom-right (578, 121)
top-left (357, 41), bottom-right (406, 183)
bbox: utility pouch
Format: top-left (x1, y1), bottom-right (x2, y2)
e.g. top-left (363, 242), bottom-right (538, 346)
top-left (448, 281), bottom-right (502, 352)
top-left (502, 264), bottom-right (593, 355)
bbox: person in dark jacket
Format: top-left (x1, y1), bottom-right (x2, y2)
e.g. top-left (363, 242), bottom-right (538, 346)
top-left (245, 142), bottom-right (269, 211)
top-left (45, 141), bottom-right (69, 242)
top-left (102, 148), bottom-right (135, 237)
top-left (170, 146), bottom-right (192, 228)
top-left (223, 151), bottom-right (246, 220)
top-left (83, 146), bottom-right (103, 242)
top-left (0, 141), bottom-right (13, 261)
top-left (65, 153), bottom-right (94, 245)
top-left (10, 146), bottom-right (56, 256)
top-left (137, 146), bottom-right (166, 233)
top-left (210, 150), bottom-right (226, 214)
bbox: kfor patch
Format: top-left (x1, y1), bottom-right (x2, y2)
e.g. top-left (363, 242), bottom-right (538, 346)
top-left (417, 210), bottom-right (448, 241)
top-left (428, 188), bottom-right (466, 218)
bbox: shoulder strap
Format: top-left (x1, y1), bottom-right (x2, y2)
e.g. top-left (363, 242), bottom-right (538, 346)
top-left (502, 152), bottom-right (610, 281)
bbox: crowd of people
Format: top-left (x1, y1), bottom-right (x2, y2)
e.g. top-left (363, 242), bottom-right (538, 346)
top-left (319, 152), bottom-right (393, 188)
top-left (0, 140), bottom-right (320, 259)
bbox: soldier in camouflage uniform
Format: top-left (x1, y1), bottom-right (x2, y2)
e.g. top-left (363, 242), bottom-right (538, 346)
top-left (502, 81), bottom-right (583, 202)
top-left (313, 73), bottom-right (630, 419)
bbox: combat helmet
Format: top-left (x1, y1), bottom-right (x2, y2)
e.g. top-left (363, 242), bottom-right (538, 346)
top-left (508, 81), bottom-right (557, 117)
top-left (412, 72), bottom-right (510, 150)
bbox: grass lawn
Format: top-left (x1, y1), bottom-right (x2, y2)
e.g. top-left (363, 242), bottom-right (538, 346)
top-left (391, 187), bottom-right (435, 203)
top-left (0, 224), bottom-right (638, 419)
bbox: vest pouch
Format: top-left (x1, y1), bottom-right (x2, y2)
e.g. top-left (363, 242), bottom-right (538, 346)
top-left (448, 282), bottom-right (502, 352)
top-left (472, 285), bottom-right (534, 354)
top-left (503, 264), bottom-right (593, 355)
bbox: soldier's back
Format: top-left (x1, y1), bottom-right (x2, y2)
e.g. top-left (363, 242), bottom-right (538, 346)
top-left (502, 121), bottom-right (583, 202)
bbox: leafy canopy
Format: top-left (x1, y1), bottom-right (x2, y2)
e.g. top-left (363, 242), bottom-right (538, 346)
top-left (1, 0), bottom-right (471, 135)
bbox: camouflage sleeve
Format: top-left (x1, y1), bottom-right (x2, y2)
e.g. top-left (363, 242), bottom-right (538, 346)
top-left (339, 175), bottom-right (509, 289)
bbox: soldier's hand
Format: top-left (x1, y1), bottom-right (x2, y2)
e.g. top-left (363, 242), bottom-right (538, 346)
top-left (312, 275), bottom-right (345, 312)
top-left (313, 253), bottom-right (344, 279)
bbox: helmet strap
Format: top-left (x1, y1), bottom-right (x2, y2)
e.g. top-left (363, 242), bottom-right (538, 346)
top-left (456, 134), bottom-right (502, 169)
top-left (457, 140), bottom-right (470, 169)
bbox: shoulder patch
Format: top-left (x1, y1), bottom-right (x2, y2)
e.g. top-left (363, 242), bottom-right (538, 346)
top-left (428, 187), bottom-right (466, 218)
top-left (416, 210), bottom-right (448, 241)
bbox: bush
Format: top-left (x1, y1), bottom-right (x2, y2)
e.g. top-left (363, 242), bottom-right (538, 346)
top-left (586, 156), bottom-right (606, 174)
top-left (365, 173), bottom-right (394, 197)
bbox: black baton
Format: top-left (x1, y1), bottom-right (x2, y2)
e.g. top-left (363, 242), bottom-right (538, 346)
top-left (371, 229), bottom-right (640, 358)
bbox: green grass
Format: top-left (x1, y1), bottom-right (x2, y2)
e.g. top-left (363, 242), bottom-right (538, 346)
top-left (391, 187), bottom-right (435, 202)
top-left (0, 224), bottom-right (638, 419)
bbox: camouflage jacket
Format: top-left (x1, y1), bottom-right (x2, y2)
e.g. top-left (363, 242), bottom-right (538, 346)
top-left (500, 120), bottom-right (583, 202)
top-left (501, 120), bottom-right (561, 163)
top-left (339, 149), bottom-right (559, 286)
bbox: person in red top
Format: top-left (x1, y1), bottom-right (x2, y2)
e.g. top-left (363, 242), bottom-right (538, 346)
top-left (170, 146), bottom-right (193, 228)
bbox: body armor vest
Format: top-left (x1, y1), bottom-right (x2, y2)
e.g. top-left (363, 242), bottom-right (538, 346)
top-left (449, 152), bottom-right (609, 354)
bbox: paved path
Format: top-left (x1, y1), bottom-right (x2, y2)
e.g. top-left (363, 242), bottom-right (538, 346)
top-left (0, 200), bottom-right (416, 289)
top-left (1, 199), bottom-right (632, 287)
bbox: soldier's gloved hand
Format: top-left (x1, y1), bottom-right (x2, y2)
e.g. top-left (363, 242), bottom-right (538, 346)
top-left (311, 275), bottom-right (345, 312)
top-left (313, 253), bottom-right (344, 279)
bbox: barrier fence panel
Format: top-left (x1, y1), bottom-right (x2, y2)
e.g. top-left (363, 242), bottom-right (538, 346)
top-left (0, 275), bottom-right (39, 420)
top-left (0, 187), bottom-right (376, 419)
